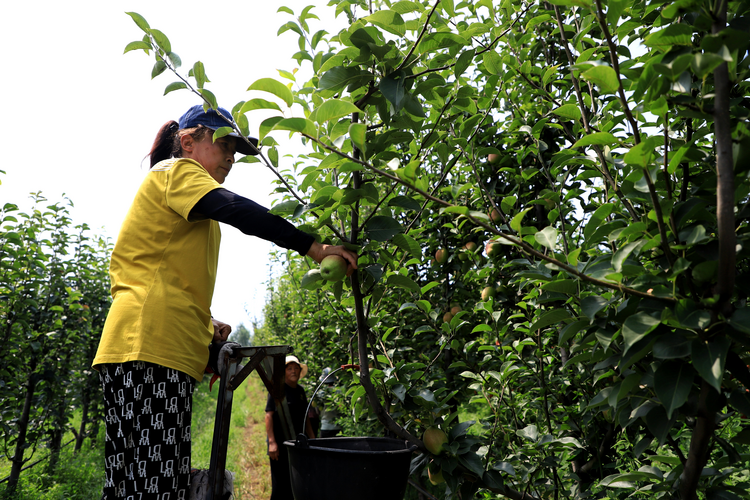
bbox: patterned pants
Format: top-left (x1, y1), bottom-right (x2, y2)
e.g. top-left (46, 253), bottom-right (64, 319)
top-left (99, 361), bottom-right (195, 500)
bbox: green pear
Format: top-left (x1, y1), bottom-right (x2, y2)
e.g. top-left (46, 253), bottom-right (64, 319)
top-left (481, 286), bottom-right (496, 301)
top-left (423, 426), bottom-right (448, 455)
top-left (319, 255), bottom-right (348, 282)
top-left (435, 248), bottom-right (448, 264)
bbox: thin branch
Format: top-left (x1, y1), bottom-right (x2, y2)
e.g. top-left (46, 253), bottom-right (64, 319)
top-left (593, 0), bottom-right (641, 144)
top-left (302, 132), bottom-right (677, 303)
top-left (551, 6), bottom-right (640, 222)
top-left (406, 3), bottom-right (533, 80)
top-left (395, 0), bottom-right (441, 73)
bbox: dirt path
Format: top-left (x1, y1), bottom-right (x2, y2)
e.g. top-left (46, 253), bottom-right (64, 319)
top-left (235, 374), bottom-right (271, 500)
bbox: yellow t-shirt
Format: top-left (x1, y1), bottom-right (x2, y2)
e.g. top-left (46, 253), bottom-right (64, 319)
top-left (93, 158), bottom-right (222, 381)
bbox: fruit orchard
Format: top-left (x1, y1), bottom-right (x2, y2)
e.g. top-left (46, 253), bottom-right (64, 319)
top-left (0, 189), bottom-right (112, 496)
top-left (132, 0), bottom-right (750, 498)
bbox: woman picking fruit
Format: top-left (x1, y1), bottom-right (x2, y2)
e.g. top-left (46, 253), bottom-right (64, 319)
top-left (92, 105), bottom-right (357, 500)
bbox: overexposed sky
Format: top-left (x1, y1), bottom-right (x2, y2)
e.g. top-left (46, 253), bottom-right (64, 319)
top-left (1, 0), bottom-right (342, 332)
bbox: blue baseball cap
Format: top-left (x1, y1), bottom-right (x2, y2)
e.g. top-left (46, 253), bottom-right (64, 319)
top-left (178, 105), bottom-right (260, 156)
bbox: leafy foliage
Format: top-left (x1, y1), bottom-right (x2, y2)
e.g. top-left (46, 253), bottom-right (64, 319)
top-left (127, 0), bottom-right (750, 497)
top-left (0, 193), bottom-right (112, 496)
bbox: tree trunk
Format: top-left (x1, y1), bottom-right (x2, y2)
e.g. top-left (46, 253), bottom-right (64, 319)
top-left (6, 376), bottom-right (37, 497)
top-left (75, 386), bottom-right (90, 452)
top-left (678, 381), bottom-right (718, 499)
top-left (46, 396), bottom-right (68, 474)
top-left (712, 0), bottom-right (735, 314)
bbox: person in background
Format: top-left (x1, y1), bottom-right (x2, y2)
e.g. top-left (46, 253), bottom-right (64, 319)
top-left (265, 355), bottom-right (315, 500)
top-left (92, 105), bottom-right (357, 500)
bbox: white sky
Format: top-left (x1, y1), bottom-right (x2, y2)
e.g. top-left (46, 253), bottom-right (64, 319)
top-left (1, 0), bottom-right (342, 332)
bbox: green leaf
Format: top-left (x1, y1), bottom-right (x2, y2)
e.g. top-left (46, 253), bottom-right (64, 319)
top-left (528, 309), bottom-right (572, 332)
top-left (581, 66), bottom-right (620, 94)
top-left (622, 312), bottom-right (661, 356)
top-left (572, 132), bottom-right (619, 149)
top-left (125, 12), bottom-right (151, 32)
top-left (124, 40), bottom-right (151, 54)
top-left (581, 296), bottom-right (608, 319)
top-left (653, 333), bottom-right (692, 359)
top-left (193, 61), bottom-right (207, 88)
top-left (151, 60), bottom-right (167, 79)
top-left (483, 51), bottom-right (503, 75)
top-left (455, 49), bottom-right (475, 78)
top-left (239, 98), bottom-right (283, 114)
top-left (691, 52), bottom-right (727, 78)
top-left (380, 71), bottom-right (407, 110)
top-left (199, 88), bottom-right (217, 110)
top-left (259, 116), bottom-right (284, 141)
top-left (728, 307), bottom-right (750, 335)
top-left (163, 81), bottom-right (187, 95)
top-left (247, 78), bottom-right (294, 107)
top-left (150, 29), bottom-right (171, 53)
top-left (644, 24), bottom-right (693, 47)
top-left (541, 280), bottom-right (578, 295)
top-left (442, 0), bottom-right (455, 16)
top-left (212, 127), bottom-right (234, 141)
top-left (457, 451), bottom-right (485, 477)
top-left (387, 274), bottom-right (420, 293)
top-left (535, 226), bottom-right (558, 250)
top-left (168, 51), bottom-right (182, 68)
top-left (491, 461), bottom-right (516, 477)
top-left (300, 269), bottom-right (325, 289)
top-left (599, 474), bottom-right (637, 488)
top-left (268, 200), bottom-right (301, 217)
top-left (349, 123), bottom-right (367, 153)
top-left (623, 137), bottom-right (660, 167)
top-left (612, 241), bottom-right (642, 273)
top-left (654, 360), bottom-right (695, 419)
top-left (319, 67), bottom-right (372, 92)
top-left (365, 216), bottom-right (402, 241)
top-left (691, 337), bottom-right (731, 393)
top-left (510, 207), bottom-right (532, 232)
top-left (551, 104), bottom-right (581, 121)
top-left (517, 424), bottom-right (538, 441)
top-left (388, 196), bottom-right (421, 211)
top-left (272, 118), bottom-right (317, 136)
top-left (365, 10), bottom-right (406, 37)
top-left (472, 324), bottom-right (493, 333)
top-left (392, 234), bottom-right (421, 259)
top-left (310, 99), bottom-right (362, 124)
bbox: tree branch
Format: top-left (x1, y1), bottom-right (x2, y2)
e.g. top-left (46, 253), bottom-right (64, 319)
top-left (302, 133), bottom-right (676, 302)
top-left (551, 6), bottom-right (640, 222)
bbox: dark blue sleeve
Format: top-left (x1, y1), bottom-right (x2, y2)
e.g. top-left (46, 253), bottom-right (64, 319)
top-left (191, 188), bottom-right (315, 256)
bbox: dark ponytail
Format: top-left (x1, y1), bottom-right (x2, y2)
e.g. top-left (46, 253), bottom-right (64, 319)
top-left (147, 121), bottom-right (213, 168)
top-left (148, 120), bottom-right (180, 167)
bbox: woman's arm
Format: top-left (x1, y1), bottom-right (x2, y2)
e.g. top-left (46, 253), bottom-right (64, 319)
top-left (192, 188), bottom-right (359, 273)
top-left (191, 188), bottom-right (315, 255)
top-left (265, 411), bottom-right (279, 460)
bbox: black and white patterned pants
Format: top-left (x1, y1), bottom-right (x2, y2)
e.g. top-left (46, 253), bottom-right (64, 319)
top-left (99, 361), bottom-right (195, 500)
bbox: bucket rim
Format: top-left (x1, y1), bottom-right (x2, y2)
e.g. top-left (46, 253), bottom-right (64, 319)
top-left (283, 436), bottom-right (415, 455)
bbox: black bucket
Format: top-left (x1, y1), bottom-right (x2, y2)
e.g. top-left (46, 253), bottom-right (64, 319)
top-left (284, 437), bottom-right (415, 500)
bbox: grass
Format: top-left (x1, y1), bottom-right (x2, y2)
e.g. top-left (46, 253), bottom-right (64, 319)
top-left (0, 430), bottom-right (104, 500)
top-left (0, 372), bottom-right (273, 500)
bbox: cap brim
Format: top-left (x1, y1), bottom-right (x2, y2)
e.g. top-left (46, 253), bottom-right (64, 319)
top-left (231, 134), bottom-right (260, 156)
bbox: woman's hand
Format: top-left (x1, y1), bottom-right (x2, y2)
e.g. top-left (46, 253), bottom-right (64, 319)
top-left (268, 440), bottom-right (279, 460)
top-left (211, 318), bottom-right (232, 342)
top-left (306, 241), bottom-right (359, 277)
